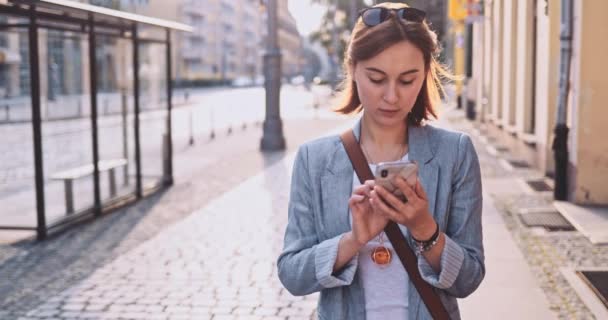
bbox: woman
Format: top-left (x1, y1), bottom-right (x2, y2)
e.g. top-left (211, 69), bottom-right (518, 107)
top-left (277, 2), bottom-right (484, 319)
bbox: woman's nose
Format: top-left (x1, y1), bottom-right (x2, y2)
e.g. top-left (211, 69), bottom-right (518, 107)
top-left (383, 84), bottom-right (399, 104)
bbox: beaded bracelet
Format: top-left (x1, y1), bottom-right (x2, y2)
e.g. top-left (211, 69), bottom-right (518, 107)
top-left (412, 222), bottom-right (440, 255)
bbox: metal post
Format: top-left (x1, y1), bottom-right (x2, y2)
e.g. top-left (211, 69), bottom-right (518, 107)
top-left (164, 28), bottom-right (173, 185)
top-left (330, 1), bottom-right (340, 90)
top-left (553, 0), bottom-right (573, 200)
top-left (108, 168), bottom-right (117, 197)
top-left (121, 88), bottom-right (129, 186)
top-left (260, 0), bottom-right (286, 151)
top-left (88, 14), bottom-right (102, 215)
top-left (465, 23), bottom-right (475, 120)
top-left (64, 180), bottom-right (74, 214)
top-left (350, 0), bottom-right (358, 29)
top-left (189, 110), bottom-right (194, 145)
top-left (132, 23), bottom-right (142, 198)
top-left (29, 5), bottom-right (47, 240)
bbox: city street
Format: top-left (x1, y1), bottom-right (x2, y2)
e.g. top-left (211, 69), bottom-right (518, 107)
top-left (1, 0), bottom-right (607, 319)
top-left (1, 97), bottom-right (604, 319)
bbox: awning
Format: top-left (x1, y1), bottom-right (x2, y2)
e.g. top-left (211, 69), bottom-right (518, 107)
top-left (6, 0), bottom-right (193, 32)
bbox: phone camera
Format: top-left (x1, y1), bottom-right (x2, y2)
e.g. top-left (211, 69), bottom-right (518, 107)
top-left (381, 169), bottom-right (388, 178)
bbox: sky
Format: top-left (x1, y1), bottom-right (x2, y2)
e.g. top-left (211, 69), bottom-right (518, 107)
top-left (287, 0), bottom-right (327, 37)
top-left (287, 0), bottom-right (376, 37)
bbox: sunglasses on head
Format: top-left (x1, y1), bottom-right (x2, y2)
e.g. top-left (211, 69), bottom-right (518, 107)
top-left (359, 7), bottom-right (426, 27)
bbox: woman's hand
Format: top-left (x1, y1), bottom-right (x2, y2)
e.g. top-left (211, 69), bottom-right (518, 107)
top-left (348, 180), bottom-right (390, 246)
top-left (370, 177), bottom-right (436, 240)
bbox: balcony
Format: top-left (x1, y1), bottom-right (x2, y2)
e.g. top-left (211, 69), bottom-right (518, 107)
top-left (182, 5), bottom-right (204, 17)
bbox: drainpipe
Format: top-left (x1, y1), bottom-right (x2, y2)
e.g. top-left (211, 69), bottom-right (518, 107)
top-left (553, 0), bottom-right (573, 200)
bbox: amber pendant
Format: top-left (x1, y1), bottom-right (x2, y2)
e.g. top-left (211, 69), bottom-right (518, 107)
top-left (371, 246), bottom-right (392, 265)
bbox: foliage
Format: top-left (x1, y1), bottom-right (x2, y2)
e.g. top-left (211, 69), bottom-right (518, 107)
top-left (309, 1), bottom-right (411, 65)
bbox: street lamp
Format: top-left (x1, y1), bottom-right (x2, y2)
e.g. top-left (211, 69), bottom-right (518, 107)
top-left (260, 0), bottom-right (286, 151)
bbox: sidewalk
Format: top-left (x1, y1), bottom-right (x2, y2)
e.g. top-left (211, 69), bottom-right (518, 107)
top-left (434, 110), bottom-right (555, 319)
top-left (3, 107), bottom-right (564, 319)
top-left (447, 110), bottom-right (607, 319)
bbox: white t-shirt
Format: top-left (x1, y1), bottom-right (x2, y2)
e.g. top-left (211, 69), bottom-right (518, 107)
top-left (349, 154), bottom-right (410, 320)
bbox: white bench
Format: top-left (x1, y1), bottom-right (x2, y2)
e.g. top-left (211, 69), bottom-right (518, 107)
top-left (51, 159), bottom-right (128, 214)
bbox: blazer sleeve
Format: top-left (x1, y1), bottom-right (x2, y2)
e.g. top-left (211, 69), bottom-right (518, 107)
top-left (277, 145), bottom-right (358, 296)
top-left (417, 133), bottom-right (485, 298)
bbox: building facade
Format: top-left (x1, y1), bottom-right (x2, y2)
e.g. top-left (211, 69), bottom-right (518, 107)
top-left (0, 0), bottom-right (304, 99)
top-left (464, 0), bottom-right (608, 205)
top-left (277, 0), bottom-right (304, 79)
top-left (138, 0), bottom-right (304, 83)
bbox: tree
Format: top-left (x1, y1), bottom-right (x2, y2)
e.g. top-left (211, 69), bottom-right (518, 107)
top-left (309, 1), bottom-right (416, 67)
top-left (309, 0), bottom-right (448, 68)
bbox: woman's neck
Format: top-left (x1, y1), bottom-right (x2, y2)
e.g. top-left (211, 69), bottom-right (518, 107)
top-left (361, 114), bottom-right (408, 149)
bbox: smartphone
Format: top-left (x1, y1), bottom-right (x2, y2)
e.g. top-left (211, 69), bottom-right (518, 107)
top-left (374, 160), bottom-right (418, 202)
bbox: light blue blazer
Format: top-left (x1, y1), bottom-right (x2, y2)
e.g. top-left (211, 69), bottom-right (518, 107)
top-left (277, 119), bottom-right (485, 320)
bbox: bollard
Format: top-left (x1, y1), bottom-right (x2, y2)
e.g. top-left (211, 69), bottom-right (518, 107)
top-left (4, 105), bottom-right (9, 121)
top-left (189, 110), bottom-right (194, 146)
top-left (209, 106), bottom-right (215, 140)
top-left (121, 89), bottom-right (129, 186)
top-left (162, 133), bottom-right (170, 185)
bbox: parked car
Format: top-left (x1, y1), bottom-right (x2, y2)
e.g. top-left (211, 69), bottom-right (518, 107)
top-left (254, 75), bottom-right (264, 86)
top-left (290, 75), bottom-right (305, 85)
top-left (231, 76), bottom-right (253, 87)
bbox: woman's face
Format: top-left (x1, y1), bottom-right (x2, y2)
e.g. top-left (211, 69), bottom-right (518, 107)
top-left (353, 40), bottom-right (426, 127)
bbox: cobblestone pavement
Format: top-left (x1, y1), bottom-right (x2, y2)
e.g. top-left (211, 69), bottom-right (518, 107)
top-left (443, 111), bottom-right (605, 320)
top-left (15, 150), bottom-right (319, 319)
top-left (0, 100), bottom-right (352, 319)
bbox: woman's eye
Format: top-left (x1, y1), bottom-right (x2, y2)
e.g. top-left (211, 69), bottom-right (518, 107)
top-left (400, 80), bottom-right (414, 85)
top-left (369, 78), bottom-right (384, 84)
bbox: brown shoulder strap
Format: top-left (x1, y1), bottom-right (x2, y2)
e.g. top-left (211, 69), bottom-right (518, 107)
top-left (340, 130), bottom-right (450, 320)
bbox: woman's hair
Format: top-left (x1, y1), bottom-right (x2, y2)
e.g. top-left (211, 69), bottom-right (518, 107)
top-left (334, 2), bottom-right (452, 126)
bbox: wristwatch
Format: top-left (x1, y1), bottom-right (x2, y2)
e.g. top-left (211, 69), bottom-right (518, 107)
top-left (411, 222), bottom-right (440, 255)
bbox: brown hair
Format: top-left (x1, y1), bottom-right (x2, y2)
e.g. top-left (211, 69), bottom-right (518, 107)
top-left (334, 2), bottom-right (452, 126)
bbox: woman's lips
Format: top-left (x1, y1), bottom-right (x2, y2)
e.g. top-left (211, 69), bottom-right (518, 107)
top-left (378, 109), bottom-right (400, 116)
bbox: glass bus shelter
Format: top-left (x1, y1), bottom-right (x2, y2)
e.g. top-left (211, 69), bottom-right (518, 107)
top-left (0, 0), bottom-right (192, 240)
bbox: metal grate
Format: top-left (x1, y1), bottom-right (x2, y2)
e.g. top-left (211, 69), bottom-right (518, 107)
top-left (519, 211), bottom-right (575, 231)
top-left (508, 159), bottom-right (531, 168)
top-left (526, 179), bottom-right (553, 192)
top-left (577, 271), bottom-right (608, 309)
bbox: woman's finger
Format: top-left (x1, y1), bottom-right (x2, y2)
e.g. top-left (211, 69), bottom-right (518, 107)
top-left (415, 179), bottom-right (428, 200)
top-left (373, 185), bottom-right (407, 212)
top-left (394, 176), bottom-right (419, 204)
top-left (353, 184), bottom-right (372, 197)
top-left (370, 190), bottom-right (401, 222)
top-left (349, 194), bottom-right (365, 204)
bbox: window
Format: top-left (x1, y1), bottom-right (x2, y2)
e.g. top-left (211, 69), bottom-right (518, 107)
top-left (18, 30), bottom-right (30, 96)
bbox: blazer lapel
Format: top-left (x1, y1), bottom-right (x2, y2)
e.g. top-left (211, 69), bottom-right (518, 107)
top-left (319, 121), bottom-right (362, 238)
top-left (408, 125), bottom-right (440, 222)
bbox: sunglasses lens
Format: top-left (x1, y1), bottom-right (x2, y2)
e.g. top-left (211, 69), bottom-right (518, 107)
top-left (400, 8), bottom-right (425, 22)
top-left (362, 8), bottom-right (384, 26)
